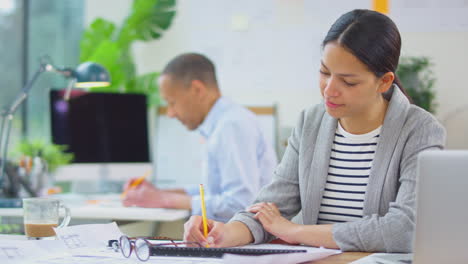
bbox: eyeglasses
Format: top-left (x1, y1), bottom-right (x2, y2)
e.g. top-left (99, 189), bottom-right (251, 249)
top-left (116, 235), bottom-right (202, 261)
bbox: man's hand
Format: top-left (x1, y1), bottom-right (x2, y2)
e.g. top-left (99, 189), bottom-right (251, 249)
top-left (121, 180), bottom-right (169, 208)
top-left (247, 202), bottom-right (300, 244)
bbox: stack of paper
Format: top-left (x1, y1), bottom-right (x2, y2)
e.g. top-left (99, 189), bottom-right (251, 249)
top-left (224, 244), bottom-right (341, 264)
top-left (0, 222), bottom-right (341, 264)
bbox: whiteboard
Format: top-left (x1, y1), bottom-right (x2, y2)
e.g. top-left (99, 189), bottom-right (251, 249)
top-left (153, 106), bottom-right (277, 188)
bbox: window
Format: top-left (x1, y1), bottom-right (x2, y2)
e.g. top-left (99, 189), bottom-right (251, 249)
top-left (0, 0), bottom-right (24, 146)
top-left (26, 0), bottom-right (84, 139)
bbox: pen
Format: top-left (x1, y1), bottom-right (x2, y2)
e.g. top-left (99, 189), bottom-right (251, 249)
top-left (121, 170), bottom-right (151, 199)
top-left (199, 184), bottom-right (209, 247)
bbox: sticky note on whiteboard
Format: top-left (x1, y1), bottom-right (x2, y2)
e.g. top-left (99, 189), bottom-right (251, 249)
top-left (373, 0), bottom-right (389, 14)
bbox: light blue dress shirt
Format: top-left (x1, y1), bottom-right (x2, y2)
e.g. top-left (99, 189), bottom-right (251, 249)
top-left (185, 97), bottom-right (277, 222)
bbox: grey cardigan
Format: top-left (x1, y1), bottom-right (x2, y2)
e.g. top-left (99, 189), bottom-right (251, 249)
top-left (230, 86), bottom-right (446, 253)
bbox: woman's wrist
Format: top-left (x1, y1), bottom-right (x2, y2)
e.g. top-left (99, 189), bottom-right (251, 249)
top-left (282, 224), bottom-right (339, 248)
top-left (280, 222), bottom-right (303, 244)
top-left (226, 221), bottom-right (254, 246)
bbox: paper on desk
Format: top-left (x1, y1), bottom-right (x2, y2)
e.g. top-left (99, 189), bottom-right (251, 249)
top-left (26, 254), bottom-right (135, 264)
top-left (0, 235), bottom-right (134, 264)
top-left (0, 239), bottom-right (69, 264)
top-left (145, 256), bottom-right (223, 264)
top-left (0, 222), bottom-right (126, 264)
top-left (223, 244), bottom-right (341, 264)
top-left (54, 222), bottom-right (122, 250)
top-left (52, 221), bottom-right (125, 260)
top-left (51, 222), bottom-right (223, 263)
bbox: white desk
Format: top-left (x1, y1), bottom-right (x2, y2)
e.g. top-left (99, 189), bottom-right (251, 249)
top-left (0, 194), bottom-right (190, 238)
top-left (0, 206), bottom-right (189, 222)
top-left (0, 234), bottom-right (26, 240)
top-left (0, 193), bottom-right (190, 222)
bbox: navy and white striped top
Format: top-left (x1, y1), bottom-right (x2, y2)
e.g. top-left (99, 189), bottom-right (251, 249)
top-left (317, 122), bottom-right (381, 224)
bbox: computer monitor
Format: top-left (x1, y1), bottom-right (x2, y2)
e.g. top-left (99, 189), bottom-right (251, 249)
top-left (50, 90), bottom-right (150, 163)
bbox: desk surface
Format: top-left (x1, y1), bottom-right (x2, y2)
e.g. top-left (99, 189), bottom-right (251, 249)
top-left (0, 194), bottom-right (190, 222)
top-left (0, 234), bottom-right (371, 263)
top-left (313, 252), bottom-right (371, 264)
top-left (0, 235), bottom-right (370, 264)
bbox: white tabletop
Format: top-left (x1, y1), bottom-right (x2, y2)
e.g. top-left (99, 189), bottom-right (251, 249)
top-left (0, 193), bottom-right (190, 222)
top-left (0, 234), bottom-right (27, 240)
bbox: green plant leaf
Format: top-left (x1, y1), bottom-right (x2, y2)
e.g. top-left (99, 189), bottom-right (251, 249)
top-left (120, 50), bottom-right (137, 84)
top-left (396, 56), bottom-right (437, 113)
top-left (118, 0), bottom-right (176, 45)
top-left (80, 18), bottom-right (117, 62)
top-left (80, 0), bottom-right (176, 105)
top-left (11, 139), bottom-right (74, 173)
top-left (85, 40), bottom-right (126, 91)
top-left (126, 72), bottom-right (161, 106)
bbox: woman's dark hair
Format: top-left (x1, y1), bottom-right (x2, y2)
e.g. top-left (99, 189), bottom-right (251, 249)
top-left (322, 9), bottom-right (411, 101)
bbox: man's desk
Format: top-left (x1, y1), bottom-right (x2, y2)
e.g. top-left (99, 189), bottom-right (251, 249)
top-left (0, 194), bottom-right (190, 237)
top-left (0, 206), bottom-right (188, 221)
top-left (0, 193), bottom-right (189, 222)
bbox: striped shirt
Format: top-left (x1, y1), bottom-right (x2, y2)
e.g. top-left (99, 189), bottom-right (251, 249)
top-left (317, 122), bottom-right (381, 224)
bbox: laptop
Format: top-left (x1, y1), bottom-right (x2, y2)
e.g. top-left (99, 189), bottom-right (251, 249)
top-left (352, 150), bottom-right (468, 264)
top-left (413, 150), bottom-right (468, 264)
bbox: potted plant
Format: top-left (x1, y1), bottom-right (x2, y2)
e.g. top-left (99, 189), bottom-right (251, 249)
top-left (79, 0), bottom-right (176, 106)
top-left (396, 56), bottom-right (437, 113)
top-left (12, 139), bottom-right (74, 174)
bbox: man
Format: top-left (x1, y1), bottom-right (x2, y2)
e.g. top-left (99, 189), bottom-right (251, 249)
top-left (122, 53), bottom-right (277, 222)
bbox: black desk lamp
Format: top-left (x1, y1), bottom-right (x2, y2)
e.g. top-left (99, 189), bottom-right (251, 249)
top-left (0, 56), bottom-right (110, 197)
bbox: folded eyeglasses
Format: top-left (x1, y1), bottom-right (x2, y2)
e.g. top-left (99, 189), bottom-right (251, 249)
top-left (110, 235), bottom-right (201, 261)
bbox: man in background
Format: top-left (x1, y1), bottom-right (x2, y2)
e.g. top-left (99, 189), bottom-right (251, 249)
top-left (122, 53), bottom-right (277, 222)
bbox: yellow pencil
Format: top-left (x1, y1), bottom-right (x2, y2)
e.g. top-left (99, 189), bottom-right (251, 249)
top-left (121, 170), bottom-right (151, 199)
top-left (199, 184), bottom-right (209, 247)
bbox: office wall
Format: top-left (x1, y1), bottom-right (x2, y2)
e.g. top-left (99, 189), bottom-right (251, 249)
top-left (85, 0), bottom-right (468, 149)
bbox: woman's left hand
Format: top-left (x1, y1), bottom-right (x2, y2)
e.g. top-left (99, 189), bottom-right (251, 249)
top-left (247, 202), bottom-right (300, 244)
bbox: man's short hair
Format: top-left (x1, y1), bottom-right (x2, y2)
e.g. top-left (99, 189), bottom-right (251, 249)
top-left (162, 53), bottom-right (218, 88)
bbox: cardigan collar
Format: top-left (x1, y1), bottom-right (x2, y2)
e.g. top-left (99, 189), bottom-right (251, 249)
top-left (303, 85), bottom-right (410, 222)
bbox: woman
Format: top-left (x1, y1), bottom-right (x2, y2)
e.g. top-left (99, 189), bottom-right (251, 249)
top-left (183, 9), bottom-right (445, 253)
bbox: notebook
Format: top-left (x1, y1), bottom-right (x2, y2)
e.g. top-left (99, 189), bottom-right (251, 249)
top-left (108, 239), bottom-right (306, 258)
top-left (149, 247), bottom-right (307, 258)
